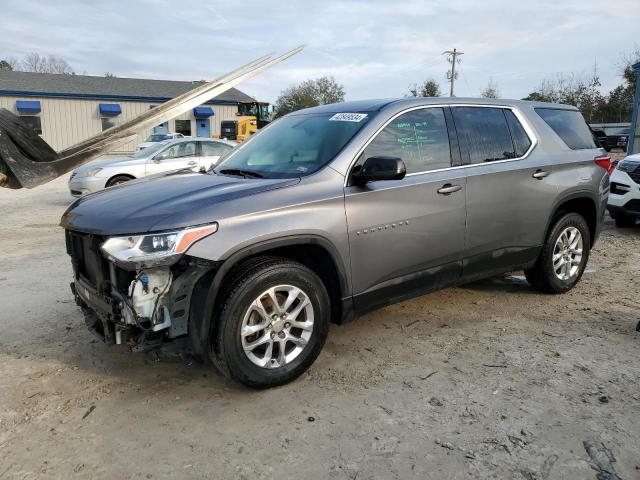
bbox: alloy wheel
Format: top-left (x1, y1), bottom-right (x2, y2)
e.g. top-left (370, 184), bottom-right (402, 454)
top-left (240, 285), bottom-right (314, 369)
top-left (552, 226), bottom-right (583, 281)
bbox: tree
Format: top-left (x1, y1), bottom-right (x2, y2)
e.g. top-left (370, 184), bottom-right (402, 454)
top-left (480, 79), bottom-right (500, 99)
top-left (104, 72), bottom-right (116, 78)
top-left (407, 79), bottom-right (441, 97)
top-left (273, 76), bottom-right (345, 117)
top-left (522, 72), bottom-right (604, 122)
top-left (20, 53), bottom-right (74, 74)
top-left (521, 50), bottom-right (640, 124)
top-left (0, 57), bottom-right (18, 71)
top-left (601, 48), bottom-right (640, 122)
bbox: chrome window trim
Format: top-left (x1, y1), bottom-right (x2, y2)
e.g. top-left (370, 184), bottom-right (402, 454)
top-left (344, 103), bottom-right (538, 185)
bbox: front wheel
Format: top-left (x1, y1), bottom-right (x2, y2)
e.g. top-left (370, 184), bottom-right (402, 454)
top-left (525, 213), bottom-right (590, 294)
top-left (211, 257), bottom-right (330, 388)
top-left (106, 175), bottom-right (134, 187)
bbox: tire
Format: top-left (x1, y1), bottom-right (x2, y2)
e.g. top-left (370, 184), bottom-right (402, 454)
top-left (106, 175), bottom-right (134, 187)
top-left (614, 215), bottom-right (636, 228)
top-left (525, 213), bottom-right (590, 294)
top-left (210, 257), bottom-right (330, 388)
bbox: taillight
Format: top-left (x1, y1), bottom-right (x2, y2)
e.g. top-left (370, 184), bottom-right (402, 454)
top-left (594, 155), bottom-right (612, 173)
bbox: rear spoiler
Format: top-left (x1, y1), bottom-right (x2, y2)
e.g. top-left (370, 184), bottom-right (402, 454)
top-left (0, 46), bottom-right (303, 189)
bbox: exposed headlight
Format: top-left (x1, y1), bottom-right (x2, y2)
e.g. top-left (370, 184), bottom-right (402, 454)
top-left (80, 167), bottom-right (103, 177)
top-left (101, 224), bottom-right (217, 268)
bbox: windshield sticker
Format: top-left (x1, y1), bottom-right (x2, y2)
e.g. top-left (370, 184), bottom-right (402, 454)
top-left (329, 113), bottom-right (368, 122)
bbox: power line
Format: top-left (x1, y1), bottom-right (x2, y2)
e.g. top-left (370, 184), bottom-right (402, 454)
top-left (442, 48), bottom-right (464, 97)
top-left (460, 70), bottom-right (477, 97)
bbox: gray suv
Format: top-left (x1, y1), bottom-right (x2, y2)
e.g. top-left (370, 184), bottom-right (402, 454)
top-left (61, 98), bottom-right (610, 388)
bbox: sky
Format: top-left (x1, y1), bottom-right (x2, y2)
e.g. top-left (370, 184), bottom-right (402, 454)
top-left (1, 0), bottom-right (639, 104)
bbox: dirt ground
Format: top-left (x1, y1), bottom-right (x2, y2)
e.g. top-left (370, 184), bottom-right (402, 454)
top-left (1, 157), bottom-right (639, 479)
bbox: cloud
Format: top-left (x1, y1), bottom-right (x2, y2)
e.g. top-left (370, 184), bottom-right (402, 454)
top-left (1, 0), bottom-right (638, 101)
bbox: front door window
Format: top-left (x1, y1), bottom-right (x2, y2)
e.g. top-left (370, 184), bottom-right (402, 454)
top-left (156, 142), bottom-right (196, 161)
top-left (362, 107), bottom-right (451, 174)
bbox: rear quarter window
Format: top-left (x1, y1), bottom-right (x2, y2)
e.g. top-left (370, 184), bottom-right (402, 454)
top-left (504, 110), bottom-right (532, 157)
top-left (535, 108), bottom-right (596, 150)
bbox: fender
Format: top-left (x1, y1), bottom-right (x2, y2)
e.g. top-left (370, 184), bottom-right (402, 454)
top-left (543, 188), bottom-right (601, 246)
top-left (191, 234), bottom-right (352, 349)
top-left (214, 234), bottom-right (350, 296)
top-left (105, 172), bottom-right (136, 185)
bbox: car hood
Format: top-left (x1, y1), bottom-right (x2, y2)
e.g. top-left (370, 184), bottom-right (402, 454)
top-left (61, 171), bottom-right (300, 235)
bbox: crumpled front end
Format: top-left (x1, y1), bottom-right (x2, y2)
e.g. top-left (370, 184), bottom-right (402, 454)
top-left (65, 229), bottom-right (215, 350)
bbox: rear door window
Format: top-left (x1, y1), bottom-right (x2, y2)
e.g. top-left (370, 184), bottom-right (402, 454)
top-left (535, 108), bottom-right (596, 150)
top-left (201, 141), bottom-right (233, 157)
top-left (362, 107), bottom-right (451, 174)
top-left (451, 107), bottom-right (516, 163)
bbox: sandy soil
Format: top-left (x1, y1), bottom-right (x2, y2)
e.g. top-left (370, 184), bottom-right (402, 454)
top-left (1, 159), bottom-right (639, 479)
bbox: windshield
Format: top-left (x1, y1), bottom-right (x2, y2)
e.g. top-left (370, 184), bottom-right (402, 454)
top-left (130, 142), bottom-right (167, 158)
top-left (216, 112), bottom-right (372, 178)
top-left (145, 134), bottom-right (171, 142)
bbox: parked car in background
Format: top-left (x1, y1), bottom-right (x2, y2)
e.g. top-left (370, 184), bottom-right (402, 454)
top-left (68, 138), bottom-right (236, 196)
top-left (607, 153), bottom-right (640, 227)
top-left (61, 98), bottom-right (609, 388)
top-left (590, 124), bottom-right (630, 152)
top-left (138, 132), bottom-right (185, 150)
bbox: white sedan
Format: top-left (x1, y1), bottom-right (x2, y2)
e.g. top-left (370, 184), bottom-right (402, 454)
top-left (137, 132), bottom-right (184, 150)
top-left (68, 138), bottom-right (236, 196)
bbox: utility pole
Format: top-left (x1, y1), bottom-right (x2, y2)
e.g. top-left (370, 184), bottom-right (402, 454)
top-left (443, 48), bottom-right (464, 97)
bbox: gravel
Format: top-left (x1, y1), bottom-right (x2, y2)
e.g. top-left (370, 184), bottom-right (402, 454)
top-left (1, 160), bottom-right (638, 479)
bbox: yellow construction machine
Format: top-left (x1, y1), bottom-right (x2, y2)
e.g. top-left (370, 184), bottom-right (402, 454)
top-left (220, 101), bottom-right (271, 142)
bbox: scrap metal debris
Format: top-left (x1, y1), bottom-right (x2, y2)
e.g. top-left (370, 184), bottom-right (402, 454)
top-left (583, 440), bottom-right (622, 480)
top-left (507, 434), bottom-right (527, 448)
top-left (0, 47), bottom-right (303, 189)
top-left (540, 454), bottom-right (558, 479)
top-left (419, 371), bottom-right (438, 380)
top-left (82, 405), bottom-right (96, 420)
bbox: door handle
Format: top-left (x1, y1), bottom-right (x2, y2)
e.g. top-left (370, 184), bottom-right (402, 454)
top-left (532, 169), bottom-right (550, 179)
top-left (437, 183), bottom-right (462, 195)
top-left (187, 161), bottom-right (198, 167)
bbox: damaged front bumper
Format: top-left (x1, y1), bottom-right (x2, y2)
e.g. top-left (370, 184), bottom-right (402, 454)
top-left (66, 230), bottom-right (215, 350)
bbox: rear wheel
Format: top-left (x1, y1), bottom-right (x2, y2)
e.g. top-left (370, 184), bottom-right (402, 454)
top-left (525, 213), bottom-right (590, 294)
top-left (106, 175), bottom-right (134, 187)
top-left (211, 257), bottom-right (330, 388)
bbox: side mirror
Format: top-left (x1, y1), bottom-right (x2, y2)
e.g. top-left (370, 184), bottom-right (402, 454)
top-left (352, 156), bottom-right (406, 186)
top-left (153, 152), bottom-right (167, 163)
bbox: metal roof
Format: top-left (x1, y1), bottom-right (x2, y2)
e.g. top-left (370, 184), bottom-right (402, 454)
top-left (0, 71), bottom-right (256, 104)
